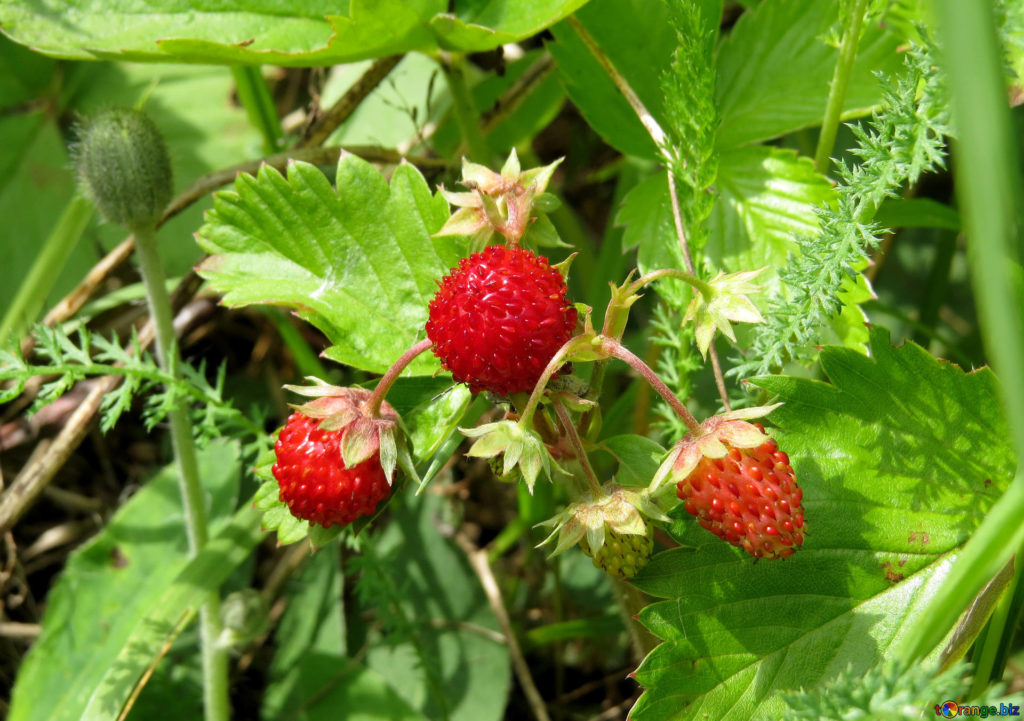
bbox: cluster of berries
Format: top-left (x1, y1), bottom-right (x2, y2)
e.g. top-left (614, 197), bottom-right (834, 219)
top-left (269, 153), bottom-right (805, 577)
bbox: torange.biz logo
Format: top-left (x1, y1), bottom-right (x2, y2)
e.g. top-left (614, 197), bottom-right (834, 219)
top-left (936, 701), bottom-right (1021, 717)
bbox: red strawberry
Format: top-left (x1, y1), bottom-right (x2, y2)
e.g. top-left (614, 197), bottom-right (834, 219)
top-left (426, 244), bottom-right (577, 396)
top-left (272, 412), bottom-right (392, 528)
top-left (674, 425), bottom-right (805, 559)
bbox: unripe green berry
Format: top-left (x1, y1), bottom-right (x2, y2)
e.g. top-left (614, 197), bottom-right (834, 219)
top-left (580, 526), bottom-right (654, 580)
top-left (488, 454), bottom-right (522, 483)
top-left (75, 108), bottom-right (172, 229)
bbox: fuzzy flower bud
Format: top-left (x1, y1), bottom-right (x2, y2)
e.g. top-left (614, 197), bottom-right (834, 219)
top-left (74, 108), bottom-right (173, 229)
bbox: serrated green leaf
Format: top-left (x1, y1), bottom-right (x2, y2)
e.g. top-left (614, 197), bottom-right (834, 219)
top-left (9, 441), bottom-right (242, 721)
top-left (197, 155), bottom-right (454, 375)
top-left (602, 435), bottom-right (666, 487)
top-left (0, 0), bottom-right (588, 65)
top-left (618, 147), bottom-right (834, 280)
top-left (708, 147), bottom-right (836, 271)
top-left (628, 329), bottom-right (1016, 720)
top-left (716, 0), bottom-right (906, 148)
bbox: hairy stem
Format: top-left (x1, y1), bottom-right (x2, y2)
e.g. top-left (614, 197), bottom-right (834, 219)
top-left (552, 398), bottom-right (602, 496)
top-left (665, 172), bottom-right (696, 276)
top-left (602, 338), bottom-right (700, 433)
top-left (667, 170), bottom-right (731, 410)
top-left (133, 223), bottom-right (228, 721)
top-left (519, 336), bottom-right (590, 427)
top-left (815, 0), bottom-right (869, 173)
top-left (365, 338), bottom-right (433, 416)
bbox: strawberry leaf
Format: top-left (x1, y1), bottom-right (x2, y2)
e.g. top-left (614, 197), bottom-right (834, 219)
top-left (197, 154), bottom-right (456, 375)
top-left (0, 0), bottom-right (588, 64)
top-left (629, 328), bottom-right (1016, 720)
top-left (715, 0), bottom-right (905, 148)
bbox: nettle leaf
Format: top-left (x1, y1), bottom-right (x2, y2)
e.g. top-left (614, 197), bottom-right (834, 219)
top-left (197, 154), bottom-right (455, 375)
top-left (0, 0), bottom-right (588, 65)
top-left (716, 0), bottom-right (905, 148)
top-left (629, 329), bottom-right (1016, 721)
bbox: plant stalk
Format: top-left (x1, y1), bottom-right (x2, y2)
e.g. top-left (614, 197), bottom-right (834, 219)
top-left (815, 0), bottom-right (869, 174)
top-left (365, 338), bottom-right (433, 415)
top-left (441, 54), bottom-right (491, 163)
top-left (612, 579), bottom-right (659, 661)
top-left (231, 66), bottom-right (282, 155)
top-left (601, 338), bottom-right (701, 433)
top-left (519, 336), bottom-right (590, 427)
top-left (132, 223), bottom-right (228, 721)
top-left (1, 196), bottom-right (93, 349)
top-left (666, 170), bottom-right (731, 411)
top-left (552, 398), bottom-right (602, 496)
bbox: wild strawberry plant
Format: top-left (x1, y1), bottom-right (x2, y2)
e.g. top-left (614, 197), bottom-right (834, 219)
top-left (1, 1), bottom-right (1023, 721)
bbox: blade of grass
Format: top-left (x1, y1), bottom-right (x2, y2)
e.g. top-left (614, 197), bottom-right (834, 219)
top-left (897, 0), bottom-right (1024, 665)
top-left (231, 66), bottom-right (282, 155)
top-left (0, 196), bottom-right (92, 349)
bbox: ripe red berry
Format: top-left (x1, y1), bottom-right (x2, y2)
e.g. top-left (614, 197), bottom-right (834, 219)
top-left (675, 428), bottom-right (805, 559)
top-left (426, 245), bottom-right (577, 396)
top-left (272, 412), bottom-right (392, 528)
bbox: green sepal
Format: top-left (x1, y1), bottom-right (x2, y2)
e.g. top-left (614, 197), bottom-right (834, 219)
top-left (340, 416), bottom-right (381, 468)
top-left (378, 426), bottom-right (398, 485)
top-left (462, 419), bottom-right (559, 493)
top-left (532, 192), bottom-right (561, 213)
top-left (522, 214), bottom-right (571, 248)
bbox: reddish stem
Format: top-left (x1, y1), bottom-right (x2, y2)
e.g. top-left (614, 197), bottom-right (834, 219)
top-left (365, 338), bottom-right (433, 415)
top-left (519, 335), bottom-right (590, 427)
top-left (552, 398), bottom-right (602, 497)
top-left (602, 338), bottom-right (701, 433)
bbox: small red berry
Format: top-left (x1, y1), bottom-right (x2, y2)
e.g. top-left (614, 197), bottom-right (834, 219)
top-left (272, 412), bottom-right (392, 528)
top-left (426, 245), bottom-right (577, 396)
top-left (675, 426), bottom-right (805, 559)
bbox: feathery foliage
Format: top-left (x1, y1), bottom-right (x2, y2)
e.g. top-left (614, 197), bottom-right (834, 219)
top-left (783, 660), bottom-right (1023, 720)
top-left (649, 0), bottom-right (720, 427)
top-left (660, 0), bottom-right (718, 259)
top-left (738, 44), bottom-right (951, 376)
top-left (0, 325), bottom-right (262, 443)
